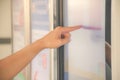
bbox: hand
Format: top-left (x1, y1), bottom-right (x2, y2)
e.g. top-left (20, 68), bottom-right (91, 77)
top-left (40, 26), bottom-right (81, 48)
top-left (0, 26), bottom-right (80, 80)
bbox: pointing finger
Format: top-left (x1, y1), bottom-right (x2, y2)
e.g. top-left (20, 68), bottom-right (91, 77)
top-left (62, 25), bottom-right (81, 33)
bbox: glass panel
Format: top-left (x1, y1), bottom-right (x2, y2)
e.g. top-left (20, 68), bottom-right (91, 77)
top-left (63, 0), bottom-right (106, 80)
top-left (31, 0), bottom-right (51, 80)
top-left (12, 0), bottom-right (27, 80)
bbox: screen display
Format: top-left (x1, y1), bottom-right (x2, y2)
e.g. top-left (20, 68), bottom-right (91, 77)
top-left (63, 0), bottom-right (106, 80)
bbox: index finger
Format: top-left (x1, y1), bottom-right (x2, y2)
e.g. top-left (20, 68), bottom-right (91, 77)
top-left (62, 25), bottom-right (81, 33)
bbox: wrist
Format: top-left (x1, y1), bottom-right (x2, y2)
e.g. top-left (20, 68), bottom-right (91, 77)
top-left (37, 39), bottom-right (47, 49)
top-left (30, 39), bottom-right (46, 54)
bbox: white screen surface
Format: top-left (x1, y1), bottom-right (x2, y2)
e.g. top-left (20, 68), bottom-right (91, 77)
top-left (64, 0), bottom-right (106, 80)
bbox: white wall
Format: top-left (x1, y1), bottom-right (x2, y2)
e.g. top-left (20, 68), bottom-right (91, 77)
top-left (112, 0), bottom-right (120, 80)
top-left (0, 0), bottom-right (12, 59)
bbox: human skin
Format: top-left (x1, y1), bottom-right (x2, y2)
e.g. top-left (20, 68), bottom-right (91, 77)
top-left (0, 26), bottom-right (81, 80)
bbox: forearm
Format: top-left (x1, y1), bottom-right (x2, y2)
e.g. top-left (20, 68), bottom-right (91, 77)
top-left (0, 26), bottom-right (80, 80)
top-left (0, 39), bottom-right (45, 80)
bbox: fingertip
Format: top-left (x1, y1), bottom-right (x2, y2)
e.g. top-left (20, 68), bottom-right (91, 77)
top-left (75, 25), bottom-right (82, 28)
top-left (69, 25), bottom-right (81, 32)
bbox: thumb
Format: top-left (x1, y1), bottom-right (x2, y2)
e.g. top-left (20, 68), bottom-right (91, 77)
top-left (61, 33), bottom-right (71, 45)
